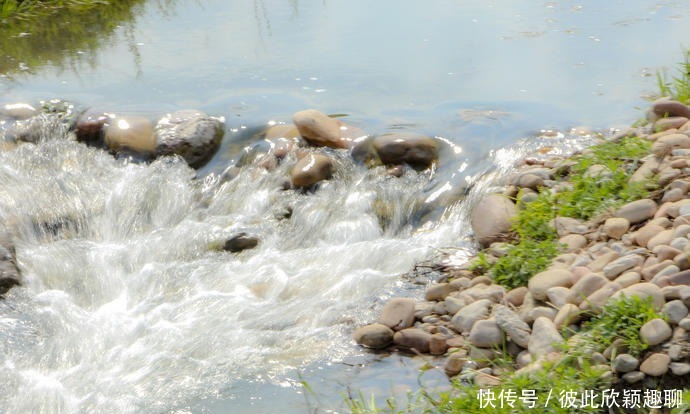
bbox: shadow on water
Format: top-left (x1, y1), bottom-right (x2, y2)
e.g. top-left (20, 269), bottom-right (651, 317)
top-left (0, 0), bottom-right (178, 80)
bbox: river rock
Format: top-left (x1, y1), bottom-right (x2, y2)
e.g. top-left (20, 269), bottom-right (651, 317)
top-left (379, 298), bottom-right (416, 330)
top-left (665, 300), bottom-right (689, 325)
top-left (553, 303), bottom-right (581, 329)
top-left (615, 199), bottom-right (657, 224)
top-left (622, 371), bottom-right (645, 383)
top-left (630, 156), bottom-right (662, 184)
top-left (612, 283), bottom-right (665, 310)
top-left (504, 286), bottom-right (528, 307)
top-left (579, 282), bottom-right (622, 312)
top-left (639, 353), bottom-right (671, 376)
top-left (493, 304), bottom-right (531, 348)
top-left (0, 233), bottom-right (21, 295)
top-left (154, 110), bottom-right (224, 168)
top-left (393, 328), bottom-right (432, 352)
top-left (614, 271), bottom-right (641, 288)
top-left (293, 109), bottom-right (350, 149)
top-left (612, 354), bottom-right (639, 373)
top-left (671, 362), bottom-right (690, 376)
top-left (104, 116), bottom-right (156, 155)
top-left (655, 116), bottom-right (689, 132)
top-left (223, 233), bottom-right (259, 252)
top-left (546, 286), bottom-right (571, 308)
top-left (667, 269), bottom-right (690, 285)
top-left (603, 255), bottom-right (643, 279)
top-left (470, 194), bottom-right (517, 247)
top-left (528, 268), bottom-right (574, 301)
top-left (425, 283), bottom-right (455, 301)
top-left (602, 217), bottom-right (630, 240)
top-left (652, 133), bottom-right (690, 156)
top-left (640, 318), bottom-right (672, 346)
top-left (651, 99), bottom-right (690, 119)
top-left (464, 283), bottom-right (505, 303)
top-left (647, 229), bottom-right (674, 250)
top-left (353, 323), bottom-right (394, 349)
top-left (587, 251), bottom-right (619, 273)
top-left (372, 133), bottom-right (438, 170)
top-left (654, 245), bottom-right (682, 262)
top-left (443, 352), bottom-right (467, 376)
top-left (2, 103), bottom-right (37, 120)
top-left (468, 319), bottom-right (504, 347)
top-left (290, 153), bottom-right (335, 188)
top-left (73, 109), bottom-right (109, 143)
top-left (450, 299), bottom-right (492, 333)
top-left (528, 317), bottom-right (563, 358)
top-left (559, 234), bottom-right (587, 252)
top-left (566, 273), bottom-right (608, 305)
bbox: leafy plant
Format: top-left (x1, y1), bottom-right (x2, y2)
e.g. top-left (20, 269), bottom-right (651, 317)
top-left (657, 49), bottom-right (690, 104)
top-left (556, 136), bottom-right (651, 220)
top-left (489, 239), bottom-right (561, 290)
top-left (582, 294), bottom-right (663, 357)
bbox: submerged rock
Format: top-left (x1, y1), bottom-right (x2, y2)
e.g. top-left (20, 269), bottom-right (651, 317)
top-left (104, 115), bottom-right (156, 155)
top-left (371, 133), bottom-right (438, 170)
top-left (293, 109), bottom-right (351, 149)
top-left (155, 110), bottom-right (224, 168)
top-left (74, 109), bottom-right (109, 144)
top-left (223, 233), bottom-right (259, 253)
top-left (290, 153), bottom-right (335, 189)
top-left (0, 233), bottom-right (20, 295)
top-left (2, 103), bottom-right (37, 120)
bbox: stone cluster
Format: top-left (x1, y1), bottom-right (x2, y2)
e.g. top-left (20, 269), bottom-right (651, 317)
top-left (354, 98), bottom-right (690, 388)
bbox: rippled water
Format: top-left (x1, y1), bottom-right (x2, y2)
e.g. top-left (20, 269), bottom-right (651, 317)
top-left (2, 1), bottom-right (690, 413)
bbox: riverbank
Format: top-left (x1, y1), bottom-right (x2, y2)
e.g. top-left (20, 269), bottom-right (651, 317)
top-left (352, 97), bottom-right (690, 412)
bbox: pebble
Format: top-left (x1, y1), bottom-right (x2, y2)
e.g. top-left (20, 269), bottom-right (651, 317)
top-left (425, 283), bottom-right (456, 301)
top-left (670, 362), bottom-right (690, 376)
top-left (493, 304), bottom-right (531, 348)
top-left (471, 194), bottom-right (518, 247)
top-left (587, 251), bottom-right (619, 273)
top-left (633, 224), bottom-right (665, 247)
top-left (393, 328), bottom-right (432, 353)
top-left (680, 318), bottom-right (690, 330)
top-left (640, 318), bottom-right (672, 346)
top-left (639, 353), bottom-right (671, 376)
top-left (646, 229), bottom-right (674, 250)
top-left (293, 109), bottom-right (350, 149)
top-left (664, 300), bottom-right (689, 325)
top-left (653, 245), bottom-right (682, 261)
top-left (429, 333), bottom-right (448, 355)
top-left (450, 299), bottom-right (492, 333)
top-left (614, 271), bottom-right (641, 288)
top-left (444, 296), bottom-right (470, 315)
top-left (525, 306), bottom-right (558, 323)
top-left (528, 268), bottom-right (574, 301)
top-left (614, 199), bottom-right (657, 224)
top-left (612, 354), bottom-right (639, 373)
top-left (504, 286), bottom-right (528, 307)
top-left (379, 298), bottom-right (416, 330)
top-left (546, 286), bottom-right (571, 308)
top-left (353, 324), bottom-right (394, 349)
top-left (602, 217), bottom-right (630, 239)
top-left (553, 303), bottom-right (581, 329)
top-left (528, 317), bottom-right (563, 358)
top-left (613, 283), bottom-right (665, 310)
top-left (443, 352), bottom-right (467, 376)
top-left (566, 273), bottom-right (608, 305)
top-left (559, 234), bottom-right (587, 252)
top-left (468, 319), bottom-right (504, 348)
top-left (579, 282), bottom-right (621, 312)
top-left (622, 371), bottom-right (645, 384)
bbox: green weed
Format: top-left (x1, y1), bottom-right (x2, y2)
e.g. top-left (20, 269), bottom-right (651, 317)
top-left (656, 49), bottom-right (690, 104)
top-left (582, 294), bottom-right (663, 357)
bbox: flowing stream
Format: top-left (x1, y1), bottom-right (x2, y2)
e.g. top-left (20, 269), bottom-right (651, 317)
top-left (2, 1), bottom-right (690, 413)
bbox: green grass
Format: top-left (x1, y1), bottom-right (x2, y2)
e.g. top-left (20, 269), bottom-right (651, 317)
top-left (556, 136), bottom-right (652, 221)
top-left (581, 294), bottom-right (663, 357)
top-left (657, 48), bottom-right (690, 104)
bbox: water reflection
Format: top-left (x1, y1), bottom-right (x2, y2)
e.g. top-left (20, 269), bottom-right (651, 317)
top-left (0, 0), bottom-right (178, 80)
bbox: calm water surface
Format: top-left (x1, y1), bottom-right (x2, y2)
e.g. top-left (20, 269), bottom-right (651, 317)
top-left (1, 1), bottom-right (690, 413)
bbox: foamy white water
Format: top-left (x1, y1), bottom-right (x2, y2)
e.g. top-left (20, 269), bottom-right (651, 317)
top-left (0, 120), bottom-right (483, 413)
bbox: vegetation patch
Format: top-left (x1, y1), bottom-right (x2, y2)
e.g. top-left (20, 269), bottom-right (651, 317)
top-left (657, 49), bottom-right (690, 104)
top-left (581, 295), bottom-right (663, 357)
